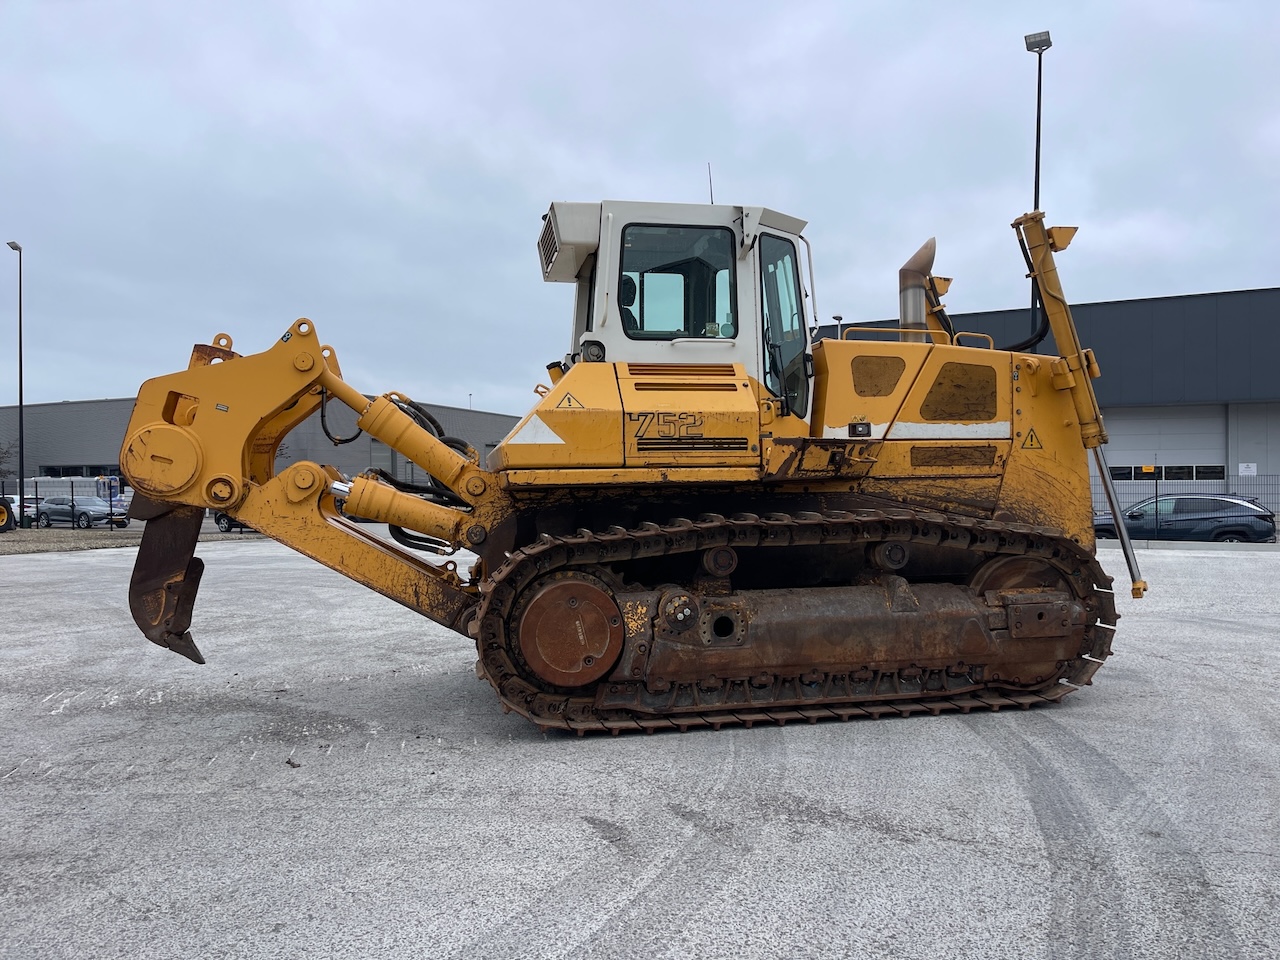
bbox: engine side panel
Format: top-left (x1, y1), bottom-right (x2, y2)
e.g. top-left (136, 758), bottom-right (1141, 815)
top-left (489, 362), bottom-right (625, 470)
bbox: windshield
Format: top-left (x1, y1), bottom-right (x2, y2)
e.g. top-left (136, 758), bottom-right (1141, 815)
top-left (618, 224), bottom-right (736, 340)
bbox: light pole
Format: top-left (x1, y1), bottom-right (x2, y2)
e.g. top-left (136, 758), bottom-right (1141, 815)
top-left (5, 241), bottom-right (23, 527)
top-left (1024, 30), bottom-right (1052, 344)
top-left (1025, 31), bottom-right (1051, 209)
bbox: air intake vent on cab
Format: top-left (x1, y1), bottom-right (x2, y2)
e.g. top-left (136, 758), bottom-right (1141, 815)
top-left (538, 216), bottom-right (559, 278)
top-left (537, 203), bottom-right (602, 283)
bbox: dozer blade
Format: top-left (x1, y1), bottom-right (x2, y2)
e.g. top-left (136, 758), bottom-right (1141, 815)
top-left (127, 496), bottom-right (207, 665)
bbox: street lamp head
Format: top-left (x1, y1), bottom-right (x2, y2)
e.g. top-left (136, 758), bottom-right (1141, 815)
top-left (5, 241), bottom-right (20, 252)
top-left (1025, 31), bottom-right (1052, 54)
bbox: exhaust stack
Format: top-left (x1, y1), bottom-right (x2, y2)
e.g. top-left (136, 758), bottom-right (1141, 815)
top-left (899, 238), bottom-right (936, 343)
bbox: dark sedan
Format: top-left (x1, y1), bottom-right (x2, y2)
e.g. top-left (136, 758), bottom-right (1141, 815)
top-left (1095, 494), bottom-right (1276, 543)
top-left (213, 511), bottom-right (252, 533)
top-left (36, 496), bottom-right (131, 529)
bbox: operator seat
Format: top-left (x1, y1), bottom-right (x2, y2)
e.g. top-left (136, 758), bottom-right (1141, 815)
top-left (619, 275), bottom-right (639, 333)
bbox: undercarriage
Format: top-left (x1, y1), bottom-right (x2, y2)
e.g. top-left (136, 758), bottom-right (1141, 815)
top-left (474, 507), bottom-right (1116, 733)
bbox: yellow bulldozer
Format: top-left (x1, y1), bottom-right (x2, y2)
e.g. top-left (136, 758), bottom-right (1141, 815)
top-left (120, 202), bottom-right (1146, 733)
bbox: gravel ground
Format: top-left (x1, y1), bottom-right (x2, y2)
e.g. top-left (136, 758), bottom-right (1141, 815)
top-left (0, 540), bottom-right (1277, 959)
top-left (0, 522), bottom-right (258, 556)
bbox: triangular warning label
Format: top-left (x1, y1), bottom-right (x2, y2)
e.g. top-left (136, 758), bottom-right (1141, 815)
top-left (1022, 428), bottom-right (1043, 450)
top-left (556, 393), bottom-right (584, 409)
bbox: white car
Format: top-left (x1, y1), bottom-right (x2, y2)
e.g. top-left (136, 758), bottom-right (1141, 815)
top-left (2, 495), bottom-right (37, 518)
top-left (1, 495), bottom-right (38, 529)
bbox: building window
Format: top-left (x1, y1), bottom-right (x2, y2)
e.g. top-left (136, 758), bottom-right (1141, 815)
top-left (1110, 465), bottom-right (1229, 482)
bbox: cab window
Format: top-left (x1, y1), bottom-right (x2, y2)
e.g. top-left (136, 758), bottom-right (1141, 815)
top-left (619, 225), bottom-right (736, 340)
top-left (760, 233), bottom-right (809, 415)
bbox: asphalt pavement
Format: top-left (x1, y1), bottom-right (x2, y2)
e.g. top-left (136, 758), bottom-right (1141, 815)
top-left (1, 540), bottom-right (1277, 959)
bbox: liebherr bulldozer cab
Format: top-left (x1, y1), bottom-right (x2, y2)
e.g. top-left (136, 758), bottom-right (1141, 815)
top-left (542, 200), bottom-right (812, 418)
top-left (118, 197), bottom-right (1145, 735)
top-left (491, 201), bottom-right (816, 477)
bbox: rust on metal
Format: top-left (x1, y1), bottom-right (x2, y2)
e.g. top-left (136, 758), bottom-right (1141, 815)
top-left (474, 508), bottom-right (1117, 734)
top-left (517, 576), bottom-right (625, 687)
top-left (127, 496), bottom-right (207, 664)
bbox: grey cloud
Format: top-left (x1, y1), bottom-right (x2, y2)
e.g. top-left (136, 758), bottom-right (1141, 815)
top-left (0, 0), bottom-right (1277, 417)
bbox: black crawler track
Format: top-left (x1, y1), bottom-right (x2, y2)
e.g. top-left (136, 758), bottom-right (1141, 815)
top-left (470, 508), bottom-right (1118, 735)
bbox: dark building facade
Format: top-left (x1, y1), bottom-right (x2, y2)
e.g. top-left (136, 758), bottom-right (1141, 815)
top-left (0, 397), bottom-right (519, 495)
top-left (5, 286), bottom-right (1279, 511)
top-left (820, 287), bottom-right (1280, 502)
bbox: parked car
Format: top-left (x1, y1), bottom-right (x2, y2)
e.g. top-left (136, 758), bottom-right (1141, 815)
top-left (2, 495), bottom-right (39, 521)
top-left (213, 511), bottom-right (252, 533)
top-left (36, 495), bottom-right (131, 529)
top-left (1094, 494), bottom-right (1277, 543)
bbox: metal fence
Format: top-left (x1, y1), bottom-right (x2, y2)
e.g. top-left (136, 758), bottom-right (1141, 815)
top-left (0, 476), bottom-right (132, 529)
top-left (8, 475), bottom-right (1276, 523)
top-left (1090, 475), bottom-right (1280, 515)
top-left (0, 477), bottom-right (115, 502)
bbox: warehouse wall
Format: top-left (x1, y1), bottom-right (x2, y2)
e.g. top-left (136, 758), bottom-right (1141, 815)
top-left (1228, 402), bottom-right (1280, 477)
top-left (1099, 405), bottom-right (1227, 474)
top-left (820, 287), bottom-right (1280, 497)
top-left (0, 398), bottom-right (518, 487)
top-left (0, 398), bottom-right (135, 476)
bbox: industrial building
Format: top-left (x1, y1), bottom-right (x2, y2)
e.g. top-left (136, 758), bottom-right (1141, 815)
top-left (0, 396), bottom-right (519, 500)
top-left (819, 286), bottom-right (1280, 511)
top-left (2, 286), bottom-right (1277, 512)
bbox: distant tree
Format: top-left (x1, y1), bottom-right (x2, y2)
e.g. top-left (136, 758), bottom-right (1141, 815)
top-left (0, 439), bottom-right (14, 480)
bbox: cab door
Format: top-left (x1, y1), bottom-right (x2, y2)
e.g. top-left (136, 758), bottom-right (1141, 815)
top-left (758, 233), bottom-right (811, 422)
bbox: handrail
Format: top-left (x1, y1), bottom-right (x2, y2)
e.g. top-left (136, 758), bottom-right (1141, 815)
top-left (834, 327), bottom-right (995, 349)
top-left (841, 327), bottom-right (952, 345)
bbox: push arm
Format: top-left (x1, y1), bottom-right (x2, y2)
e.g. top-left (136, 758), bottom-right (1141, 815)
top-left (1013, 213), bottom-right (1146, 598)
top-left (120, 319), bottom-right (513, 662)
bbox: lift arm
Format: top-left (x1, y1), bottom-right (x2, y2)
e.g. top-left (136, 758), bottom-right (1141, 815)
top-left (1013, 213), bottom-right (1147, 598)
top-left (120, 319), bottom-right (516, 662)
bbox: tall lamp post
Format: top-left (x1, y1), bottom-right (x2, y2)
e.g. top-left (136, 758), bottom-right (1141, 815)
top-left (1024, 30), bottom-right (1052, 344)
top-left (1025, 31), bottom-right (1052, 209)
top-left (6, 241), bottom-right (23, 526)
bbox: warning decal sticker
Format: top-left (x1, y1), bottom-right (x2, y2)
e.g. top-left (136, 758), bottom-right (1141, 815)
top-left (1021, 428), bottom-right (1043, 450)
top-left (556, 393), bottom-right (584, 409)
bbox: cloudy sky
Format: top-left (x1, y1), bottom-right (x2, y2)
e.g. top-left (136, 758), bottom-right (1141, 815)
top-left (1, 0), bottom-right (1277, 415)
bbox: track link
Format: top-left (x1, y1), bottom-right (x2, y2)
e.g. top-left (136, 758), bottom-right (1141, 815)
top-left (471, 509), bottom-right (1118, 735)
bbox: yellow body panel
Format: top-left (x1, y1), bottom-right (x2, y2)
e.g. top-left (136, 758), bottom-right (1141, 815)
top-left (807, 334), bottom-right (1093, 540)
top-left (811, 339), bottom-right (932, 439)
top-left (490, 363), bottom-right (624, 471)
top-left (998, 354), bottom-right (1096, 543)
top-left (492, 361), bottom-right (762, 472)
top-left (617, 362), bottom-right (760, 467)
